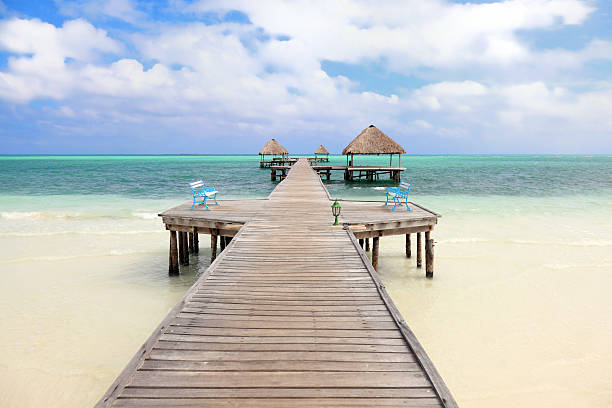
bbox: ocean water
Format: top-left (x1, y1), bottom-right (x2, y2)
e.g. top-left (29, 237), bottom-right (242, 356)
top-left (1, 155), bottom-right (611, 407)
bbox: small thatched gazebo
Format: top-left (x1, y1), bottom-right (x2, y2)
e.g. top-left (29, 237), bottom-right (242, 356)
top-left (342, 125), bottom-right (406, 167)
top-left (259, 139), bottom-right (289, 167)
top-left (314, 144), bottom-right (329, 163)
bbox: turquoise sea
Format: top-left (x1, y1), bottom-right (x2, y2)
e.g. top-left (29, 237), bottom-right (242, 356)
top-left (1, 154), bottom-right (612, 408)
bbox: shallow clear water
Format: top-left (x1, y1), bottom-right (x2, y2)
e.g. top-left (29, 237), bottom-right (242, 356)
top-left (1, 155), bottom-right (611, 407)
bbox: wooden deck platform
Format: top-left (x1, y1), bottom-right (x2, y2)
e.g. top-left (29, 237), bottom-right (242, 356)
top-left (270, 164), bottom-right (406, 181)
top-left (96, 159), bottom-right (454, 408)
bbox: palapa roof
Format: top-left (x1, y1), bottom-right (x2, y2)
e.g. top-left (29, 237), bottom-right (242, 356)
top-left (342, 125), bottom-right (406, 155)
top-left (314, 144), bottom-right (329, 155)
top-left (259, 139), bottom-right (289, 155)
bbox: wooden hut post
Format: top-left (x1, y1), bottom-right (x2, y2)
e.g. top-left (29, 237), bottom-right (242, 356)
top-left (169, 230), bottom-right (179, 275)
top-left (372, 237), bottom-right (380, 271)
top-left (193, 229), bottom-right (199, 253)
top-left (210, 230), bottom-right (218, 263)
top-left (188, 232), bottom-right (194, 254)
top-left (416, 232), bottom-right (422, 268)
top-left (405, 234), bottom-right (411, 258)
top-left (365, 238), bottom-right (370, 251)
top-left (425, 231), bottom-right (434, 278)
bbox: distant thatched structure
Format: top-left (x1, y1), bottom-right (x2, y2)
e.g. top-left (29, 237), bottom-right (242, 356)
top-left (259, 139), bottom-right (289, 156)
top-left (342, 125), bottom-right (405, 166)
top-left (313, 144), bottom-right (330, 163)
top-left (314, 144), bottom-right (329, 155)
top-left (259, 139), bottom-right (289, 167)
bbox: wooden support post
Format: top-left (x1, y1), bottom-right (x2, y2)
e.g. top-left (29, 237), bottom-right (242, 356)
top-left (326, 170), bottom-right (331, 180)
top-left (178, 232), bottom-right (189, 266)
top-left (220, 236), bottom-right (226, 251)
top-left (271, 169), bottom-right (276, 181)
top-left (169, 230), bottom-right (179, 275)
top-left (359, 238), bottom-right (364, 249)
top-left (184, 232), bottom-right (190, 265)
top-left (372, 237), bottom-right (380, 272)
top-left (425, 231), bottom-right (434, 278)
top-left (188, 232), bottom-right (194, 254)
top-left (365, 238), bottom-right (370, 251)
top-left (416, 232), bottom-right (422, 268)
top-left (405, 234), bottom-right (411, 258)
top-left (210, 231), bottom-right (218, 263)
top-left (193, 230), bottom-right (199, 254)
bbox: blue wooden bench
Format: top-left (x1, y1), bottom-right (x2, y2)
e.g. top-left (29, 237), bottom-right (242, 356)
top-left (190, 180), bottom-right (218, 210)
top-left (385, 181), bottom-right (411, 211)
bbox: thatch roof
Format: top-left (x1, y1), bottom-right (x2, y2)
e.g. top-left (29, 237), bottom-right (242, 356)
top-left (259, 139), bottom-right (289, 155)
top-left (342, 125), bottom-right (406, 155)
top-left (314, 144), bottom-right (329, 155)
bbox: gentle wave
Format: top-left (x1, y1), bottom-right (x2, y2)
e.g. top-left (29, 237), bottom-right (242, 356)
top-left (1, 249), bottom-right (161, 264)
top-left (441, 237), bottom-right (490, 244)
top-left (1, 211), bottom-right (161, 221)
top-left (131, 212), bottom-right (159, 219)
top-left (0, 230), bottom-right (164, 237)
top-left (509, 239), bottom-right (612, 247)
top-left (441, 238), bottom-right (612, 247)
top-left (1, 211), bottom-right (43, 220)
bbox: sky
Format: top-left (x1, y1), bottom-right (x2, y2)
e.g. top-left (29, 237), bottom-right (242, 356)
top-left (0, 0), bottom-right (611, 154)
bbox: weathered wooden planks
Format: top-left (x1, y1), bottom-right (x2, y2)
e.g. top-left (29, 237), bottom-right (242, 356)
top-left (96, 159), bottom-right (454, 408)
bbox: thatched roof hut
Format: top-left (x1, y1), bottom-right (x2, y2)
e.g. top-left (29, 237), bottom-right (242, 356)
top-left (342, 125), bottom-right (405, 167)
top-left (314, 145), bottom-right (329, 155)
top-left (259, 139), bottom-right (289, 156)
top-left (342, 125), bottom-right (405, 155)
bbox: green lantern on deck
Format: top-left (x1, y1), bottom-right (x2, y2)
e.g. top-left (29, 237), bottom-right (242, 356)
top-left (331, 199), bottom-right (342, 226)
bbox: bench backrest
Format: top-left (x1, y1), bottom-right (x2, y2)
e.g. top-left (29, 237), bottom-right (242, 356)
top-left (400, 182), bottom-right (411, 190)
top-left (190, 180), bottom-right (204, 190)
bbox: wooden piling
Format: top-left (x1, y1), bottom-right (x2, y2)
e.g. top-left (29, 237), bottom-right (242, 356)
top-left (416, 232), bottom-right (422, 268)
top-left (220, 236), bottom-right (226, 251)
top-left (188, 232), bottom-right (194, 254)
top-left (405, 233), bottom-right (411, 258)
top-left (359, 238), bottom-right (364, 249)
top-left (210, 231), bottom-right (218, 263)
top-left (372, 237), bottom-right (380, 271)
top-left (193, 230), bottom-right (199, 253)
top-left (169, 230), bottom-right (179, 275)
top-left (177, 231), bottom-right (188, 266)
top-left (425, 231), bottom-right (434, 278)
top-left (365, 238), bottom-right (370, 251)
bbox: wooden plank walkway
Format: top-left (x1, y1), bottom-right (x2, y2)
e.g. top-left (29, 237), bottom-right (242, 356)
top-left (96, 159), bottom-right (456, 408)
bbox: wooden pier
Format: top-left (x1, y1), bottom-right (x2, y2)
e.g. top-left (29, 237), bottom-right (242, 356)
top-left (271, 164), bottom-right (406, 181)
top-left (259, 157), bottom-right (298, 168)
top-left (96, 159), bottom-right (452, 407)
